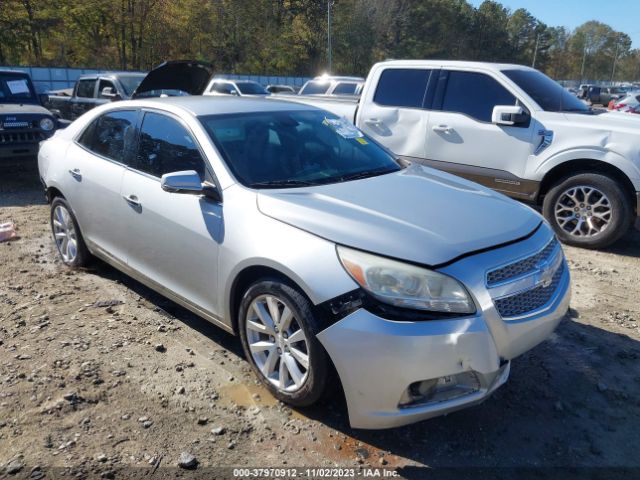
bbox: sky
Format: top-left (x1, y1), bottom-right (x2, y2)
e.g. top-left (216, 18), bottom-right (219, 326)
top-left (468, 0), bottom-right (640, 48)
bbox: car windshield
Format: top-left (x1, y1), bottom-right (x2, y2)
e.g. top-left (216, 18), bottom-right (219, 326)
top-left (503, 69), bottom-right (591, 113)
top-left (299, 81), bottom-right (330, 95)
top-left (236, 82), bottom-right (268, 95)
top-left (0, 73), bottom-right (37, 103)
top-left (200, 110), bottom-right (401, 189)
top-left (118, 75), bottom-right (145, 96)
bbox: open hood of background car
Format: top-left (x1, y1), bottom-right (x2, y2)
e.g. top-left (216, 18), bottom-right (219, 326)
top-left (131, 60), bottom-right (213, 98)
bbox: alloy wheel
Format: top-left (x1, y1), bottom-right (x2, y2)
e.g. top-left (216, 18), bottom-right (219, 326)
top-left (554, 185), bottom-right (612, 238)
top-left (245, 294), bottom-right (310, 392)
top-left (52, 205), bottom-right (78, 263)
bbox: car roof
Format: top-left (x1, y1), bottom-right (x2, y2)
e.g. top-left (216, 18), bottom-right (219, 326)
top-left (378, 59), bottom-right (536, 72)
top-left (0, 69), bottom-right (31, 76)
top-left (310, 76), bottom-right (364, 82)
top-left (126, 95), bottom-right (319, 117)
top-left (78, 72), bottom-right (146, 80)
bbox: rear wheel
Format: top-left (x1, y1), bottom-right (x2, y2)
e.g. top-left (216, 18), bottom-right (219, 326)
top-left (542, 173), bottom-right (632, 249)
top-left (50, 197), bottom-right (91, 267)
top-left (238, 279), bottom-right (328, 407)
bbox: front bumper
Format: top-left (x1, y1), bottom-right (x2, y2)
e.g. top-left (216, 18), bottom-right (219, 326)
top-left (317, 225), bottom-right (571, 429)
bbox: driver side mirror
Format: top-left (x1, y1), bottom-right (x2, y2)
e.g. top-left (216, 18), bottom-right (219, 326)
top-left (39, 93), bottom-right (49, 106)
top-left (492, 105), bottom-right (529, 126)
top-left (101, 86), bottom-right (121, 100)
top-left (161, 170), bottom-right (221, 202)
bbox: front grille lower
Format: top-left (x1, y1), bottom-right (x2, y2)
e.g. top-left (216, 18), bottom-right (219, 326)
top-left (0, 130), bottom-right (45, 144)
top-left (494, 263), bottom-right (564, 318)
top-left (487, 237), bottom-right (558, 286)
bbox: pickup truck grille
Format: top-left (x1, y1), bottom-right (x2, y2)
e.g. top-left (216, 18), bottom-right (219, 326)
top-left (0, 130), bottom-right (45, 144)
top-left (494, 263), bottom-right (564, 318)
top-left (487, 238), bottom-right (558, 286)
top-left (2, 121), bottom-right (32, 129)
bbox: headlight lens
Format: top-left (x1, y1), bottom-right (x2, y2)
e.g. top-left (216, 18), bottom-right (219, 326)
top-left (40, 117), bottom-right (55, 131)
top-left (337, 246), bottom-right (475, 314)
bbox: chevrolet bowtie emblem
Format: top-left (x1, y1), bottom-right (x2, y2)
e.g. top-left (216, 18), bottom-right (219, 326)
top-left (535, 261), bottom-right (555, 288)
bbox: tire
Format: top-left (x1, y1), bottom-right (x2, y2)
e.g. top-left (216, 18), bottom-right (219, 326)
top-left (50, 197), bottom-right (91, 268)
top-left (542, 173), bottom-right (632, 249)
top-left (238, 278), bottom-right (328, 407)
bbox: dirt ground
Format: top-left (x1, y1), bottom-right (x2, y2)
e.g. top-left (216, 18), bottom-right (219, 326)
top-left (1, 161), bottom-right (640, 479)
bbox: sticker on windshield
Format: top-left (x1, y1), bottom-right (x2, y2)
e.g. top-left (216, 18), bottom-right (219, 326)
top-left (322, 117), bottom-right (363, 139)
top-left (6, 79), bottom-right (30, 95)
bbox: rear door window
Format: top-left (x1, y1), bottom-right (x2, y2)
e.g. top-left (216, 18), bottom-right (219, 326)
top-left (332, 82), bottom-right (358, 95)
top-left (78, 110), bottom-right (138, 163)
top-left (440, 71), bottom-right (516, 122)
top-left (76, 79), bottom-right (96, 98)
top-left (135, 111), bottom-right (206, 179)
top-left (373, 69), bottom-right (431, 108)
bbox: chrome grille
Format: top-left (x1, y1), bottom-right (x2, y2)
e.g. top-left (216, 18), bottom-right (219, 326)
top-left (494, 263), bottom-right (564, 318)
top-left (2, 121), bottom-right (31, 129)
top-left (487, 237), bottom-right (558, 286)
top-left (0, 131), bottom-right (44, 144)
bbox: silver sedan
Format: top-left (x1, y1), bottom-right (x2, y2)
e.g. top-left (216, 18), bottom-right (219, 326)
top-left (38, 96), bottom-right (570, 429)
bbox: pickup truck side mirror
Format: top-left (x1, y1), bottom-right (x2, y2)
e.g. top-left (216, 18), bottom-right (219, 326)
top-left (101, 87), bottom-right (121, 100)
top-left (492, 105), bottom-right (528, 126)
top-left (161, 170), bottom-right (222, 202)
top-left (39, 93), bottom-right (49, 106)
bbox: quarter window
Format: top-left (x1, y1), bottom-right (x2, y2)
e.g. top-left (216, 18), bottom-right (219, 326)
top-left (373, 69), bottom-right (431, 108)
top-left (78, 110), bottom-right (138, 163)
top-left (76, 79), bottom-right (96, 98)
top-left (135, 112), bottom-right (206, 179)
top-left (441, 71), bottom-right (516, 122)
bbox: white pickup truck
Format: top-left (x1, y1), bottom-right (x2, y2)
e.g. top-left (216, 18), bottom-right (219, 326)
top-left (288, 60), bottom-right (640, 248)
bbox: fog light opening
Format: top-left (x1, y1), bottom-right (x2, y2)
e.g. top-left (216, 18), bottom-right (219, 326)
top-left (398, 371), bottom-right (481, 408)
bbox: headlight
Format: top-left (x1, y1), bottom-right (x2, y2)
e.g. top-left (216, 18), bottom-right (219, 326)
top-left (39, 117), bottom-right (55, 131)
top-left (337, 246), bottom-right (475, 314)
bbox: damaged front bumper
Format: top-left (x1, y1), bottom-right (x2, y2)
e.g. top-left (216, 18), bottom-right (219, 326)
top-left (317, 225), bottom-right (571, 429)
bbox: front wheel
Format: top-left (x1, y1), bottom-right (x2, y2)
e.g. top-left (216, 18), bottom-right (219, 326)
top-left (542, 173), bottom-right (632, 249)
top-left (238, 279), bottom-right (329, 407)
top-left (50, 197), bottom-right (91, 267)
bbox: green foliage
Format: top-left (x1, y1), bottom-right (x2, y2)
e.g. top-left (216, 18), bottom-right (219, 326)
top-left (1, 0), bottom-right (638, 81)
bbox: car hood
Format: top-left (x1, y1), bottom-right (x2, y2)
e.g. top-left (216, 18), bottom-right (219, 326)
top-left (257, 165), bottom-right (541, 267)
top-left (559, 110), bottom-right (640, 133)
top-left (131, 60), bottom-right (213, 98)
top-left (0, 103), bottom-right (51, 116)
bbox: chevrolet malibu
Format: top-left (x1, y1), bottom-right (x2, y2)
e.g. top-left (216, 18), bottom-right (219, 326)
top-left (38, 96), bottom-right (570, 429)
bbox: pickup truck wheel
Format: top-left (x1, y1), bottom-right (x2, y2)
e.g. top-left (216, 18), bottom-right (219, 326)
top-left (238, 279), bottom-right (328, 407)
top-left (543, 173), bottom-right (632, 249)
top-left (50, 197), bottom-right (91, 268)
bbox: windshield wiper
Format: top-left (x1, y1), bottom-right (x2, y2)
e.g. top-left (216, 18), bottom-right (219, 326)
top-left (249, 179), bottom-right (317, 189)
top-left (338, 167), bottom-right (398, 182)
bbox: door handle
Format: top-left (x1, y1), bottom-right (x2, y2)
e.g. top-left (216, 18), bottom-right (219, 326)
top-left (365, 118), bottom-right (382, 126)
top-left (432, 125), bottom-right (453, 133)
top-left (123, 194), bottom-right (141, 207)
top-left (68, 168), bottom-right (82, 180)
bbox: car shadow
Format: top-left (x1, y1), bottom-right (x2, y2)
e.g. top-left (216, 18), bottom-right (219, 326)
top-left (81, 260), bottom-right (640, 470)
top-left (600, 219), bottom-right (640, 258)
top-left (300, 312), bottom-right (640, 469)
top-left (0, 159), bottom-right (47, 208)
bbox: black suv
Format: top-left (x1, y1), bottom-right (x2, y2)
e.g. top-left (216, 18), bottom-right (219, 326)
top-left (0, 69), bottom-right (58, 160)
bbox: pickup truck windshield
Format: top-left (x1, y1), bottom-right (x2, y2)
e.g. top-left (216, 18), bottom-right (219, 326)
top-left (236, 82), bottom-right (268, 95)
top-left (118, 75), bottom-right (145, 96)
top-left (503, 69), bottom-right (590, 113)
top-left (0, 73), bottom-right (36, 103)
top-left (299, 81), bottom-right (330, 95)
top-left (200, 110), bottom-right (401, 188)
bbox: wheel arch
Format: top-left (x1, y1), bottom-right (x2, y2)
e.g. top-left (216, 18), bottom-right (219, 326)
top-left (227, 264), bottom-right (312, 335)
top-left (538, 159), bottom-right (636, 212)
top-left (46, 186), bottom-right (65, 203)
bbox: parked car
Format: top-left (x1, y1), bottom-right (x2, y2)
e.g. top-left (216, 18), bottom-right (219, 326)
top-left (46, 72), bottom-right (145, 121)
top-left (609, 92), bottom-right (640, 111)
top-left (587, 86), bottom-right (626, 106)
top-left (38, 94), bottom-right (570, 429)
top-left (298, 75), bottom-right (365, 96)
top-left (0, 69), bottom-right (59, 160)
top-left (290, 60), bottom-right (640, 249)
top-left (203, 79), bottom-right (269, 96)
top-left (266, 84), bottom-right (296, 94)
top-left (577, 84), bottom-right (594, 99)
